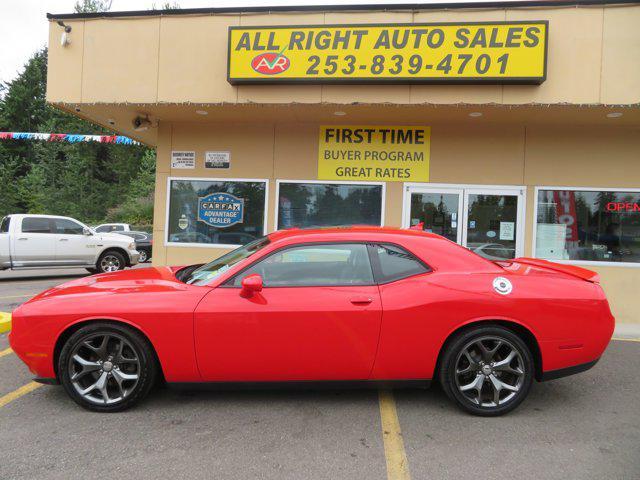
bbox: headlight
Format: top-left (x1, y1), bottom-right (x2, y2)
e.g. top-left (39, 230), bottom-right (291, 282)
top-left (128, 242), bottom-right (136, 250)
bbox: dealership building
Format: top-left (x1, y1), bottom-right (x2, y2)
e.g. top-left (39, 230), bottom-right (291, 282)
top-left (46, 1), bottom-right (639, 324)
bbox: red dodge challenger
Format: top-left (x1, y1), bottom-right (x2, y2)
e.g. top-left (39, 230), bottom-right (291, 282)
top-left (9, 227), bottom-right (615, 415)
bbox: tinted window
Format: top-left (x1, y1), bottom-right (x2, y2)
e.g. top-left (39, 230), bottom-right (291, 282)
top-left (54, 218), bottom-right (84, 235)
top-left (536, 189), bottom-right (640, 263)
top-left (373, 244), bottom-right (429, 282)
top-left (0, 217), bottom-right (9, 233)
top-left (113, 225), bottom-right (124, 231)
top-left (95, 225), bottom-right (109, 233)
top-left (277, 182), bottom-right (383, 229)
top-left (233, 243), bottom-right (374, 287)
top-left (167, 179), bottom-right (267, 246)
top-left (21, 217), bottom-right (52, 234)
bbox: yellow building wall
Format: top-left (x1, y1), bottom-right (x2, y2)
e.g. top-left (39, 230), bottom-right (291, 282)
top-left (152, 122), bottom-right (640, 325)
top-left (47, 4), bottom-right (640, 106)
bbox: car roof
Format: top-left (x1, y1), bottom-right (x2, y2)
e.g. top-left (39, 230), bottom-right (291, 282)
top-left (268, 226), bottom-right (442, 242)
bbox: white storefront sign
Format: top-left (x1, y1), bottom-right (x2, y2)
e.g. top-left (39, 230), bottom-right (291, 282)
top-left (171, 151), bottom-right (196, 169)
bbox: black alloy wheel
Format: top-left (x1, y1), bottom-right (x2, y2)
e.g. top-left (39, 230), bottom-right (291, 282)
top-left (58, 323), bottom-right (158, 412)
top-left (439, 326), bottom-right (534, 416)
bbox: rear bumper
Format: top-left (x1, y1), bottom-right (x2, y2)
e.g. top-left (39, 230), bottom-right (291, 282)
top-left (539, 358), bottom-right (599, 382)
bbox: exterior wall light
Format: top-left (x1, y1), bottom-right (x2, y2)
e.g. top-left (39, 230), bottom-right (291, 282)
top-left (195, 110), bottom-right (208, 115)
top-left (469, 112), bottom-right (483, 117)
top-left (132, 116), bottom-right (153, 132)
top-left (57, 21), bottom-right (72, 47)
top-left (606, 112), bottom-right (623, 118)
top-left (334, 111), bottom-right (347, 116)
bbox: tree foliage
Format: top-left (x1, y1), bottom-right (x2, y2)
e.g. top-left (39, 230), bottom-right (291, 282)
top-left (0, 49), bottom-right (155, 229)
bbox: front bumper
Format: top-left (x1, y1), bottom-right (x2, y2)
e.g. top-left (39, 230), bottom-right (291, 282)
top-left (127, 249), bottom-right (140, 266)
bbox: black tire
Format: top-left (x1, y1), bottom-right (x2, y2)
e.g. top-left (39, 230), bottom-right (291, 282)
top-left (439, 326), bottom-right (534, 416)
top-left (96, 250), bottom-right (126, 273)
top-left (58, 322), bottom-right (158, 412)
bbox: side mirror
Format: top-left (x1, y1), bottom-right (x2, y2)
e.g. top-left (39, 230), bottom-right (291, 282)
top-left (240, 274), bottom-right (263, 297)
top-left (82, 227), bottom-right (93, 236)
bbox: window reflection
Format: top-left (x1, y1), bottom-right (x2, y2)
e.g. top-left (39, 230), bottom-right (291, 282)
top-left (536, 189), bottom-right (640, 263)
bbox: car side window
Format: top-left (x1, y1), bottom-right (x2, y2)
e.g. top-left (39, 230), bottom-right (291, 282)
top-left (54, 218), bottom-right (84, 235)
top-left (231, 243), bottom-right (374, 287)
top-left (372, 244), bottom-right (430, 283)
top-left (0, 217), bottom-right (10, 233)
top-left (21, 217), bottom-right (53, 234)
top-left (113, 225), bottom-right (124, 231)
top-left (95, 226), bottom-right (108, 233)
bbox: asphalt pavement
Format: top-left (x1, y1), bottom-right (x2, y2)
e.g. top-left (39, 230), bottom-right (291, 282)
top-left (0, 267), bottom-right (639, 480)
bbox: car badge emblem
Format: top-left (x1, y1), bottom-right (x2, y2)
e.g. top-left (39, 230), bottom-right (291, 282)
top-left (493, 277), bottom-right (513, 295)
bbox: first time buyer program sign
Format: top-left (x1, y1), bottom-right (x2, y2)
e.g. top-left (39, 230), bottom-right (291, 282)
top-left (318, 126), bottom-right (430, 182)
top-left (228, 22), bottom-right (548, 83)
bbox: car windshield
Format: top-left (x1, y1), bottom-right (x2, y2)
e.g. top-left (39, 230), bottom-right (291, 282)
top-left (185, 236), bottom-right (270, 285)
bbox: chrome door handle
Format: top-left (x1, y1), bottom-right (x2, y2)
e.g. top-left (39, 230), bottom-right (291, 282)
top-left (18, 237), bottom-right (28, 241)
top-left (59, 238), bottom-right (69, 241)
top-left (350, 296), bottom-right (373, 305)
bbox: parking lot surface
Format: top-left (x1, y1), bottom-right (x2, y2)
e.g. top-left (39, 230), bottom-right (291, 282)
top-left (1, 268), bottom-right (639, 480)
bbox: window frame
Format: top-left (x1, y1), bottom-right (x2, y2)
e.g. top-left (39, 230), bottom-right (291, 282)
top-left (532, 185), bottom-right (640, 268)
top-left (274, 179), bottom-right (386, 231)
top-left (367, 243), bottom-right (432, 284)
top-left (224, 241), bottom-right (377, 288)
top-left (0, 216), bottom-right (10, 233)
top-left (53, 217), bottom-right (85, 235)
top-left (20, 216), bottom-right (54, 234)
top-left (165, 176), bottom-right (270, 249)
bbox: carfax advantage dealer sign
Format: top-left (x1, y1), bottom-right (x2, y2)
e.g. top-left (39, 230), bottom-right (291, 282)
top-left (228, 22), bottom-right (548, 84)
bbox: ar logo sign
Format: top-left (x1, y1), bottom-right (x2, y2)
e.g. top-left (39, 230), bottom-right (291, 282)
top-left (252, 50), bottom-right (290, 75)
top-left (198, 193), bottom-right (244, 228)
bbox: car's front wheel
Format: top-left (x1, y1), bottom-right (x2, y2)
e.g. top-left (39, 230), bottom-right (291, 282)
top-left (58, 323), bottom-right (158, 412)
top-left (97, 250), bottom-right (126, 273)
top-left (138, 249), bottom-right (148, 263)
top-left (439, 326), bottom-right (534, 416)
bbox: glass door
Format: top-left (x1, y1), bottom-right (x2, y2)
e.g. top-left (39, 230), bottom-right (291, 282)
top-left (403, 186), bottom-right (463, 244)
top-left (462, 188), bottom-right (525, 260)
top-left (404, 185), bottom-right (525, 260)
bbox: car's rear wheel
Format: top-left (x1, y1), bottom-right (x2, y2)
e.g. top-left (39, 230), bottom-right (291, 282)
top-left (59, 323), bottom-right (158, 412)
top-left (439, 326), bottom-right (534, 416)
top-left (138, 249), bottom-right (148, 263)
top-left (97, 251), bottom-right (126, 273)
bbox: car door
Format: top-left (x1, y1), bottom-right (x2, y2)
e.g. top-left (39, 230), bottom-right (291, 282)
top-left (12, 217), bottom-right (58, 266)
top-left (53, 218), bottom-right (96, 264)
top-left (194, 243), bottom-right (382, 382)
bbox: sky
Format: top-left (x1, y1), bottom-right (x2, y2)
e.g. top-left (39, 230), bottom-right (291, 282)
top-left (0, 0), bottom-right (526, 84)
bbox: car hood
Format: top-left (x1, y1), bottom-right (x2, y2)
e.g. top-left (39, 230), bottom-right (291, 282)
top-left (97, 232), bottom-right (132, 243)
top-left (25, 266), bottom-right (190, 303)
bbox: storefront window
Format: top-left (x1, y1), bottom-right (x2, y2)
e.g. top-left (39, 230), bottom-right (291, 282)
top-left (277, 182), bottom-right (383, 229)
top-left (167, 178), bottom-right (267, 246)
top-left (535, 189), bottom-right (640, 263)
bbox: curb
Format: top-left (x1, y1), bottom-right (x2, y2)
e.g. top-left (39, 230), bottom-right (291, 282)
top-left (0, 312), bottom-right (11, 334)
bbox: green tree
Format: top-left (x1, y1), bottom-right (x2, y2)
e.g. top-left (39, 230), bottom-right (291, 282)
top-left (0, 47), bottom-right (155, 226)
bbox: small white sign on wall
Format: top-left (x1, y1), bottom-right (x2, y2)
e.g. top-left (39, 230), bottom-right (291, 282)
top-left (205, 151), bottom-right (231, 169)
top-left (171, 151), bottom-right (195, 169)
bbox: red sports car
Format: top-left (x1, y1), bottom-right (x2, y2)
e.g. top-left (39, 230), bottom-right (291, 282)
top-left (9, 227), bottom-right (615, 415)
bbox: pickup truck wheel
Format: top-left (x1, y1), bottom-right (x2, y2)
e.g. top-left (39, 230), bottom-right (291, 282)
top-left (97, 251), bottom-right (126, 273)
